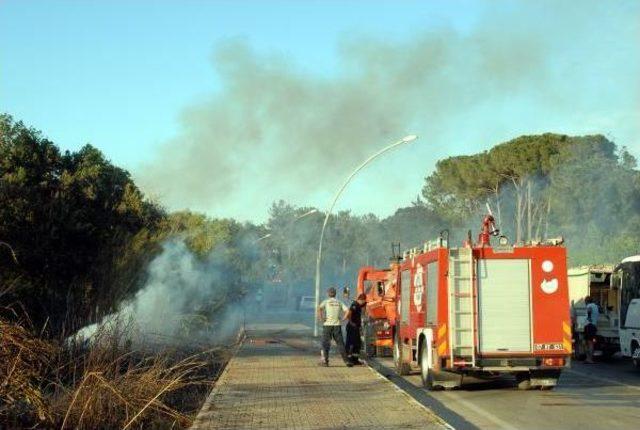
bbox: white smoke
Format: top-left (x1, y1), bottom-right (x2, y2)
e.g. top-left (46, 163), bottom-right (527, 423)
top-left (73, 239), bottom-right (246, 346)
top-left (138, 1), bottom-right (640, 222)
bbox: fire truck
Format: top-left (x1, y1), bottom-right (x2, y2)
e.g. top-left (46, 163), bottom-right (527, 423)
top-left (381, 213), bottom-right (572, 390)
top-left (357, 264), bottom-right (399, 357)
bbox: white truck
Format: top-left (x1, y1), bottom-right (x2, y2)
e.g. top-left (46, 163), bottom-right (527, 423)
top-left (568, 265), bottom-right (620, 358)
top-left (612, 256), bottom-right (640, 368)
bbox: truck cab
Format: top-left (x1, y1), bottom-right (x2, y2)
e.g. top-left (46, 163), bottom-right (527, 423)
top-left (357, 265), bottom-right (398, 357)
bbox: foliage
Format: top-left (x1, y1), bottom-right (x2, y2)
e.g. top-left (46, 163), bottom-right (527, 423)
top-left (422, 132), bottom-right (640, 265)
top-left (0, 114), bottom-right (165, 335)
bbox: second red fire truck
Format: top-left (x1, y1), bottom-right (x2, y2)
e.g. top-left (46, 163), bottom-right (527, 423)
top-left (358, 213), bottom-right (572, 390)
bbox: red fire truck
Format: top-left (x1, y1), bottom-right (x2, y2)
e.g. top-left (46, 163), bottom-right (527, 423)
top-left (357, 264), bottom-right (399, 357)
top-left (378, 214), bottom-right (571, 390)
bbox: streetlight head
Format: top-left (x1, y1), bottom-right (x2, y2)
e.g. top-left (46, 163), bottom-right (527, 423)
top-left (296, 209), bottom-right (319, 220)
top-left (255, 233), bottom-right (272, 243)
top-left (402, 135), bottom-right (418, 142)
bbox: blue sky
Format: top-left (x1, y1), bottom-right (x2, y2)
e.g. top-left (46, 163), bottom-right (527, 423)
top-left (1, 1), bottom-right (477, 167)
top-left (2, 1), bottom-right (639, 221)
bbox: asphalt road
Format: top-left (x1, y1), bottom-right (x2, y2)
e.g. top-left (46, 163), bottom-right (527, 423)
top-left (372, 356), bottom-right (640, 430)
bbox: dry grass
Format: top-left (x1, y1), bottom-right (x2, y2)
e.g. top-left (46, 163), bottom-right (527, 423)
top-left (0, 318), bottom-right (55, 423)
top-left (0, 317), bottom-right (235, 429)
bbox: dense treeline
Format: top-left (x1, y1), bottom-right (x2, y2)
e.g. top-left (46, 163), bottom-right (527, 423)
top-left (2, 114), bottom-right (640, 338)
top-left (0, 115), bottom-right (249, 337)
top-left (252, 134), bottom-right (640, 296)
top-left (0, 114), bottom-right (163, 335)
top-left (422, 133), bottom-right (640, 263)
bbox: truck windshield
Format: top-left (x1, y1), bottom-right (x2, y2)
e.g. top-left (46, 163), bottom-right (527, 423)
top-left (619, 262), bottom-right (640, 327)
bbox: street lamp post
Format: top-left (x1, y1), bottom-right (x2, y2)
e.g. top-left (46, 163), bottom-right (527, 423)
top-left (313, 135), bottom-right (418, 337)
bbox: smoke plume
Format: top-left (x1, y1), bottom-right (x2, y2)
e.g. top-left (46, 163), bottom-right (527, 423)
top-left (74, 239), bottom-right (248, 345)
top-left (138, 2), bottom-right (639, 221)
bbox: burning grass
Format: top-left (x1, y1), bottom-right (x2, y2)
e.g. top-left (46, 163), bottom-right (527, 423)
top-left (0, 317), bottom-right (236, 429)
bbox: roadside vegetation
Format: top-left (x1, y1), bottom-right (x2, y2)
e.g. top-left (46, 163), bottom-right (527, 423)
top-left (2, 113), bottom-right (640, 427)
top-left (0, 312), bottom-right (234, 428)
top-left (0, 115), bottom-right (243, 428)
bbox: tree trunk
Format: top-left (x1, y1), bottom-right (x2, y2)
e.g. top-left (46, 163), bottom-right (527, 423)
top-left (533, 202), bottom-right (543, 240)
top-left (512, 177), bottom-right (525, 244)
top-left (494, 181), bottom-right (502, 228)
top-left (544, 195), bottom-right (552, 239)
top-left (515, 191), bottom-right (522, 243)
top-left (527, 179), bottom-right (532, 243)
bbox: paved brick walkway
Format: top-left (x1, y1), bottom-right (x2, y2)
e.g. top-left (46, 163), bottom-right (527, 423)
top-left (191, 327), bottom-right (447, 430)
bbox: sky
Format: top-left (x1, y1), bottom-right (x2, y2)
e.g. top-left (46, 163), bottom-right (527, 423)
top-left (1, 0), bottom-right (639, 222)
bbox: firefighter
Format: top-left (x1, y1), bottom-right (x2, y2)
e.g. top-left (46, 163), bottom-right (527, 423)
top-left (317, 287), bottom-right (352, 367)
top-left (345, 293), bottom-right (367, 365)
top-left (584, 296), bottom-right (599, 364)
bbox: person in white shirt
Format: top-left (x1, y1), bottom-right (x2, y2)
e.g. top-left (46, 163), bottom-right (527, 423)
top-left (317, 287), bottom-right (352, 367)
top-left (584, 296), bottom-right (599, 364)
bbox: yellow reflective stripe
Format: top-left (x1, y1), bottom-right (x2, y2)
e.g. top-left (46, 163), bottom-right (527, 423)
top-left (562, 321), bottom-right (572, 337)
top-left (437, 341), bottom-right (448, 356)
top-left (563, 338), bottom-right (572, 353)
top-left (438, 323), bottom-right (447, 340)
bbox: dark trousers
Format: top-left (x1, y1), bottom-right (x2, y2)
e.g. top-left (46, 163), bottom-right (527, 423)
top-left (345, 323), bottom-right (362, 357)
top-left (322, 325), bottom-right (348, 363)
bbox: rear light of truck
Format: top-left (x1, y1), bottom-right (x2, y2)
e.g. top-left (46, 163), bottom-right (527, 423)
top-left (542, 357), bottom-right (564, 367)
top-left (376, 329), bottom-right (392, 338)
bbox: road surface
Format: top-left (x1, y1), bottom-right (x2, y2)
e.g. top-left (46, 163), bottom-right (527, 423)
top-left (191, 324), bottom-right (448, 430)
top-left (373, 355), bottom-right (640, 430)
top-left (223, 310), bottom-right (640, 429)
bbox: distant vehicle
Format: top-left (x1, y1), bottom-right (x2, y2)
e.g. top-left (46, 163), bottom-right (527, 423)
top-left (612, 256), bottom-right (640, 368)
top-left (568, 265), bottom-right (620, 358)
top-left (568, 257), bottom-right (640, 369)
top-left (298, 296), bottom-right (316, 311)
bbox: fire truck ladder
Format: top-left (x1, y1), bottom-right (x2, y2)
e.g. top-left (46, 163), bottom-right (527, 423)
top-left (448, 248), bottom-right (476, 367)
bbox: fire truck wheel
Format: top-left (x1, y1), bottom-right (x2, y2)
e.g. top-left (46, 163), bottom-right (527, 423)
top-left (393, 331), bottom-right (411, 376)
top-left (419, 341), bottom-right (441, 390)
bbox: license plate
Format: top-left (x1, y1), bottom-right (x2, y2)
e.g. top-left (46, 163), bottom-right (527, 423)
top-left (534, 343), bottom-right (563, 351)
